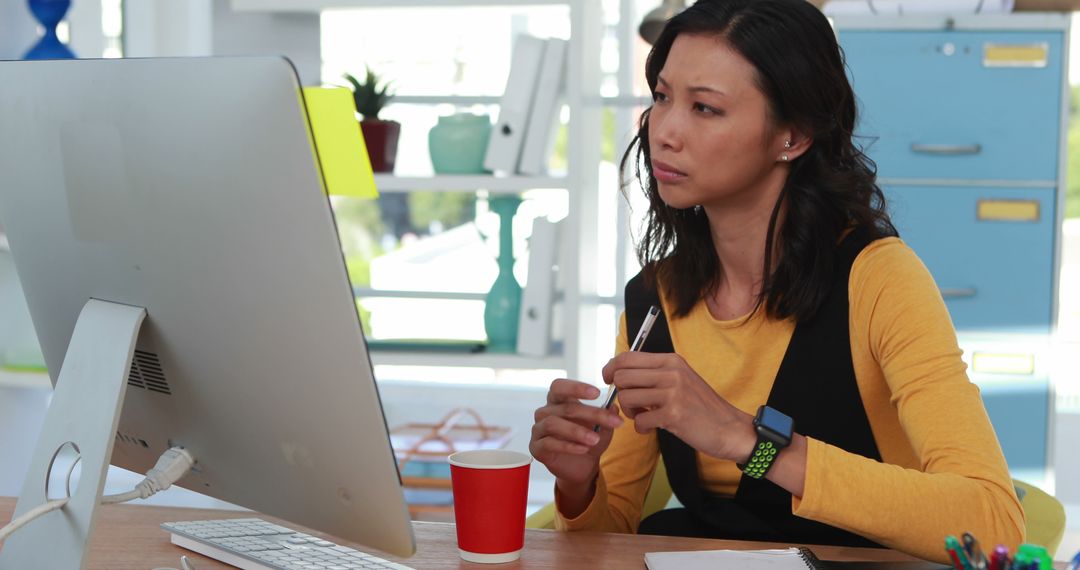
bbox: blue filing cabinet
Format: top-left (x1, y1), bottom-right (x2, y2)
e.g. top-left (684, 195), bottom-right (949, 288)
top-left (835, 14), bottom-right (1067, 480)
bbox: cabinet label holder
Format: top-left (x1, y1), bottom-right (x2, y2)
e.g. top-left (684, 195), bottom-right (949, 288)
top-left (983, 43), bottom-right (1049, 68)
top-left (976, 199), bottom-right (1040, 222)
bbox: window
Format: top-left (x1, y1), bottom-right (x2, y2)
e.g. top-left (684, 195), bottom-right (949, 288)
top-left (102, 0), bottom-right (122, 58)
top-left (316, 2), bottom-right (656, 384)
top-left (321, 7), bottom-right (573, 351)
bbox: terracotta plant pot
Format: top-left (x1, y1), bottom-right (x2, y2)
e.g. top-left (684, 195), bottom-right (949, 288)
top-left (360, 119), bottom-right (401, 173)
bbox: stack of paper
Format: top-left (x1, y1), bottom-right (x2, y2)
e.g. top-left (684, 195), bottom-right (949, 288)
top-left (645, 548), bottom-right (949, 570)
top-left (645, 547), bottom-right (821, 570)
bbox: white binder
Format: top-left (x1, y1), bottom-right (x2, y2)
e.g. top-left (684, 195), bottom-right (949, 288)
top-left (483, 34), bottom-right (546, 174)
top-left (517, 37), bottom-right (567, 176)
top-left (517, 217), bottom-right (561, 356)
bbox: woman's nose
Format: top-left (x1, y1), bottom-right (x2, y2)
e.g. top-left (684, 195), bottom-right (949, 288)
top-left (650, 109), bottom-right (682, 151)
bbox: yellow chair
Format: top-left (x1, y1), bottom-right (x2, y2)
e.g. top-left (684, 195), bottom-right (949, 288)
top-left (527, 467), bottom-right (1065, 557)
top-left (1013, 479), bottom-right (1066, 557)
top-left (526, 459), bottom-right (674, 529)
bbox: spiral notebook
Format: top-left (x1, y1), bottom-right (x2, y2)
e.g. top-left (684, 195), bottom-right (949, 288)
top-left (645, 547), bottom-right (823, 569)
top-left (645, 548), bottom-right (949, 570)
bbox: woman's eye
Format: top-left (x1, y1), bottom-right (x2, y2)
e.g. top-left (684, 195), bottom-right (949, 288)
top-left (653, 91), bottom-right (669, 103)
top-left (694, 103), bottom-right (721, 115)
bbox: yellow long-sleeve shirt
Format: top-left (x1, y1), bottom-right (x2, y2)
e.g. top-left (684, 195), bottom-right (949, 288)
top-left (554, 237), bottom-right (1025, 564)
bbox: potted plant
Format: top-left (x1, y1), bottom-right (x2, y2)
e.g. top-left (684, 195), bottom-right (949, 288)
top-left (345, 67), bottom-right (399, 173)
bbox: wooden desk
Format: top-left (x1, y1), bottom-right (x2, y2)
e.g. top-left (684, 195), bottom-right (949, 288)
top-left (0, 497), bottom-right (1062, 569)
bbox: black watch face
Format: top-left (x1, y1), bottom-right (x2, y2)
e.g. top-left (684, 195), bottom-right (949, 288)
top-left (757, 406), bottom-right (793, 446)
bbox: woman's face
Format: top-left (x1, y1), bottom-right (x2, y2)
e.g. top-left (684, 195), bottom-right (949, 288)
top-left (648, 34), bottom-right (790, 210)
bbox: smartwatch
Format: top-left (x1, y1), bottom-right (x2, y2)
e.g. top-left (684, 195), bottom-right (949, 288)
top-left (739, 405), bottom-right (794, 480)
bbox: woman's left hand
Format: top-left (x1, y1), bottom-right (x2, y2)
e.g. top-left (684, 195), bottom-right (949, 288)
top-left (602, 351), bottom-right (758, 463)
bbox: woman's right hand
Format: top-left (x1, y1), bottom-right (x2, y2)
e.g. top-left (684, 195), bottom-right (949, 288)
top-left (529, 379), bottom-right (624, 489)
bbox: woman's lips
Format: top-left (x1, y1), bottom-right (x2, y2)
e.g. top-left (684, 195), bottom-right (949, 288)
top-left (652, 160), bottom-right (687, 183)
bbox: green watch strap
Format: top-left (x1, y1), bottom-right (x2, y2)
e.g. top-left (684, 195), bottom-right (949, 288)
top-left (742, 438), bottom-right (779, 479)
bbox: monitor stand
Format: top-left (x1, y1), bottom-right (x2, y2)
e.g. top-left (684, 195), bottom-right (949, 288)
top-left (0, 299), bottom-right (146, 570)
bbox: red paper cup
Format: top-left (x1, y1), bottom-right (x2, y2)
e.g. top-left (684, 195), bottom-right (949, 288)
top-left (448, 449), bottom-right (532, 563)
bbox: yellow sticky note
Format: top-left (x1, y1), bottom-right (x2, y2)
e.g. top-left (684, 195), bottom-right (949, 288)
top-left (977, 199), bottom-right (1040, 222)
top-left (302, 87), bottom-right (378, 198)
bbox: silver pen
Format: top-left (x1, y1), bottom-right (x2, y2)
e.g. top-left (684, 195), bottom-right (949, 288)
top-left (594, 305), bottom-right (660, 432)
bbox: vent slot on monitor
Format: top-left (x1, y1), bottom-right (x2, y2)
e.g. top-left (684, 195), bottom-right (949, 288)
top-left (115, 431), bottom-right (150, 448)
top-left (127, 350), bottom-right (172, 395)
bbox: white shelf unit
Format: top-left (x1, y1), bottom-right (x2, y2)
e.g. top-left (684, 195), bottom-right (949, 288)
top-left (232, 0), bottom-right (605, 378)
top-left (372, 174), bottom-right (569, 194)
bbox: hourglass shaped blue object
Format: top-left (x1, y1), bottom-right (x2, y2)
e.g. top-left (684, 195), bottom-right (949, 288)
top-left (23, 0), bottom-right (76, 60)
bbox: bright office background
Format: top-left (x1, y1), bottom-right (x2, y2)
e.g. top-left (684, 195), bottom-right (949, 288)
top-left (46, 1), bottom-right (1080, 392)
top-left (4, 2), bottom-right (1080, 535)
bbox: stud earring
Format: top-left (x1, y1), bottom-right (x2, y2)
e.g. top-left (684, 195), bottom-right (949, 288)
top-left (784, 140), bottom-right (792, 149)
top-left (781, 154), bottom-right (789, 161)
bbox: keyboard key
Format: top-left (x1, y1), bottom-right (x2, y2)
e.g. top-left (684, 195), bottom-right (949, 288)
top-left (161, 518), bottom-right (412, 570)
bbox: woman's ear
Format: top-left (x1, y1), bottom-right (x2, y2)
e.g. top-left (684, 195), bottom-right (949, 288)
top-left (776, 130), bottom-right (812, 163)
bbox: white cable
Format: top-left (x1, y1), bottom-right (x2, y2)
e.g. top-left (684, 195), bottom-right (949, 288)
top-left (0, 446), bottom-right (196, 544)
top-left (101, 447), bottom-right (196, 505)
top-left (0, 498), bottom-right (69, 544)
top-left (152, 555), bottom-right (197, 570)
top-left (64, 455), bottom-right (79, 498)
top-left (101, 488), bottom-right (142, 505)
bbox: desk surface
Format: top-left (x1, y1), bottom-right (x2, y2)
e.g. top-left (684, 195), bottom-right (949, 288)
top-left (0, 497), bottom-right (1062, 569)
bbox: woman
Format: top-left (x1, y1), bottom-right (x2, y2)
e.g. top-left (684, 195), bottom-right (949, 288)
top-left (527, 0), bottom-right (1024, 563)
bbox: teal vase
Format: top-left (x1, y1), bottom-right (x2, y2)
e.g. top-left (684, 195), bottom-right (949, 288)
top-left (428, 113), bottom-right (492, 174)
top-left (484, 196), bottom-right (522, 352)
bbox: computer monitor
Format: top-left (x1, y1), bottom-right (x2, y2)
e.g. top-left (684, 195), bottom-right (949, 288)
top-left (0, 56), bottom-right (415, 567)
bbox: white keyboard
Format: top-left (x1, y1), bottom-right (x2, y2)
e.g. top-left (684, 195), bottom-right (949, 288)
top-left (161, 518), bottom-right (414, 570)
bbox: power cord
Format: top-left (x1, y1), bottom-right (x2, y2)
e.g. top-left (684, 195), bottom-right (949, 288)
top-left (0, 499), bottom-right (68, 543)
top-left (101, 447), bottom-right (196, 504)
top-left (0, 446), bottom-right (196, 544)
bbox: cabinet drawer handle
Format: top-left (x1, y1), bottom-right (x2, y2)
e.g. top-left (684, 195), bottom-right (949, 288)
top-left (910, 143), bottom-right (982, 155)
top-left (940, 287), bottom-right (978, 299)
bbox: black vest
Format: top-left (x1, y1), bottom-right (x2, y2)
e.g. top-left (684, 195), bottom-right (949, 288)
top-left (628, 229), bottom-right (883, 547)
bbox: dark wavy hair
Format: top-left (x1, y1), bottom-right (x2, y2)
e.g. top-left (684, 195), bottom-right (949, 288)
top-left (621, 0), bottom-right (896, 321)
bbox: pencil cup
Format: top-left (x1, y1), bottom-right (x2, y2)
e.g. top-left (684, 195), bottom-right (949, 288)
top-left (448, 449), bottom-right (532, 563)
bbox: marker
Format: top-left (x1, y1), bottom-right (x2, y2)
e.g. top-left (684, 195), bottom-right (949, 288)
top-left (946, 537), bottom-right (964, 569)
top-left (1016, 544), bottom-right (1050, 570)
top-left (962, 532), bottom-right (988, 569)
top-left (946, 536), bottom-right (973, 570)
top-left (988, 545), bottom-right (1009, 570)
